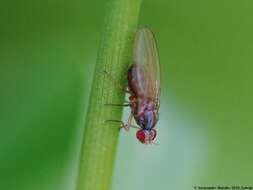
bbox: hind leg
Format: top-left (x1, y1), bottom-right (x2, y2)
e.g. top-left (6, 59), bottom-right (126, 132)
top-left (103, 70), bottom-right (130, 93)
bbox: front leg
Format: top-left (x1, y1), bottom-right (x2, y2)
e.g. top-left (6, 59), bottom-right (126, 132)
top-left (105, 114), bottom-right (140, 131)
top-left (124, 113), bottom-right (134, 131)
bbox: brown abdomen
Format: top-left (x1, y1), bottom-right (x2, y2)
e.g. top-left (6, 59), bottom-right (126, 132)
top-left (127, 64), bottom-right (147, 98)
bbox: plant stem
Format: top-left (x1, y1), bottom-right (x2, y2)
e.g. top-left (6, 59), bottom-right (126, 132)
top-left (76, 0), bottom-right (142, 190)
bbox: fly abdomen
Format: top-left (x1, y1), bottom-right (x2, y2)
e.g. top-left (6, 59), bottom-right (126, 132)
top-left (127, 64), bottom-right (147, 97)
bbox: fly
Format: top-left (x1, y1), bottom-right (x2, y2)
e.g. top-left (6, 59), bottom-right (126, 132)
top-left (106, 27), bottom-right (160, 144)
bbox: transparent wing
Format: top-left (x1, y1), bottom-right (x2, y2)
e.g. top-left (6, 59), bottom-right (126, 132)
top-left (133, 27), bottom-right (160, 105)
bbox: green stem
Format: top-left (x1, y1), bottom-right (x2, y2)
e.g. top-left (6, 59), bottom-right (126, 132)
top-left (76, 0), bottom-right (142, 190)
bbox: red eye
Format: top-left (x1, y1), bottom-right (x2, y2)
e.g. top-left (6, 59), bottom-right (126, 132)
top-left (136, 130), bottom-right (146, 143)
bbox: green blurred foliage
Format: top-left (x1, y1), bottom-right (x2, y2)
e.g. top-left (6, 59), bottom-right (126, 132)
top-left (1, 0), bottom-right (253, 190)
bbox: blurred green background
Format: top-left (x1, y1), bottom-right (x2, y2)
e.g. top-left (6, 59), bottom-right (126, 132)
top-left (1, 0), bottom-right (253, 190)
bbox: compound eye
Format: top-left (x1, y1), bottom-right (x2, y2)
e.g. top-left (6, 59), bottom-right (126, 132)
top-left (136, 130), bottom-right (146, 143)
top-left (150, 129), bottom-right (157, 140)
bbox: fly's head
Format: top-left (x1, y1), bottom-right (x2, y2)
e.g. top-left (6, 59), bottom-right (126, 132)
top-left (136, 129), bottom-right (157, 144)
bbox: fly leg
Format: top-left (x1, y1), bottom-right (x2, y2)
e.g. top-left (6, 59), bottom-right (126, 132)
top-left (105, 114), bottom-right (140, 131)
top-left (124, 113), bottom-right (134, 131)
top-left (104, 102), bottom-right (130, 107)
top-left (103, 70), bottom-right (130, 93)
top-left (103, 70), bottom-right (131, 106)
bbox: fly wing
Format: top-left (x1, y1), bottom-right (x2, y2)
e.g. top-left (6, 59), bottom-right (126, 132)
top-left (133, 27), bottom-right (160, 105)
